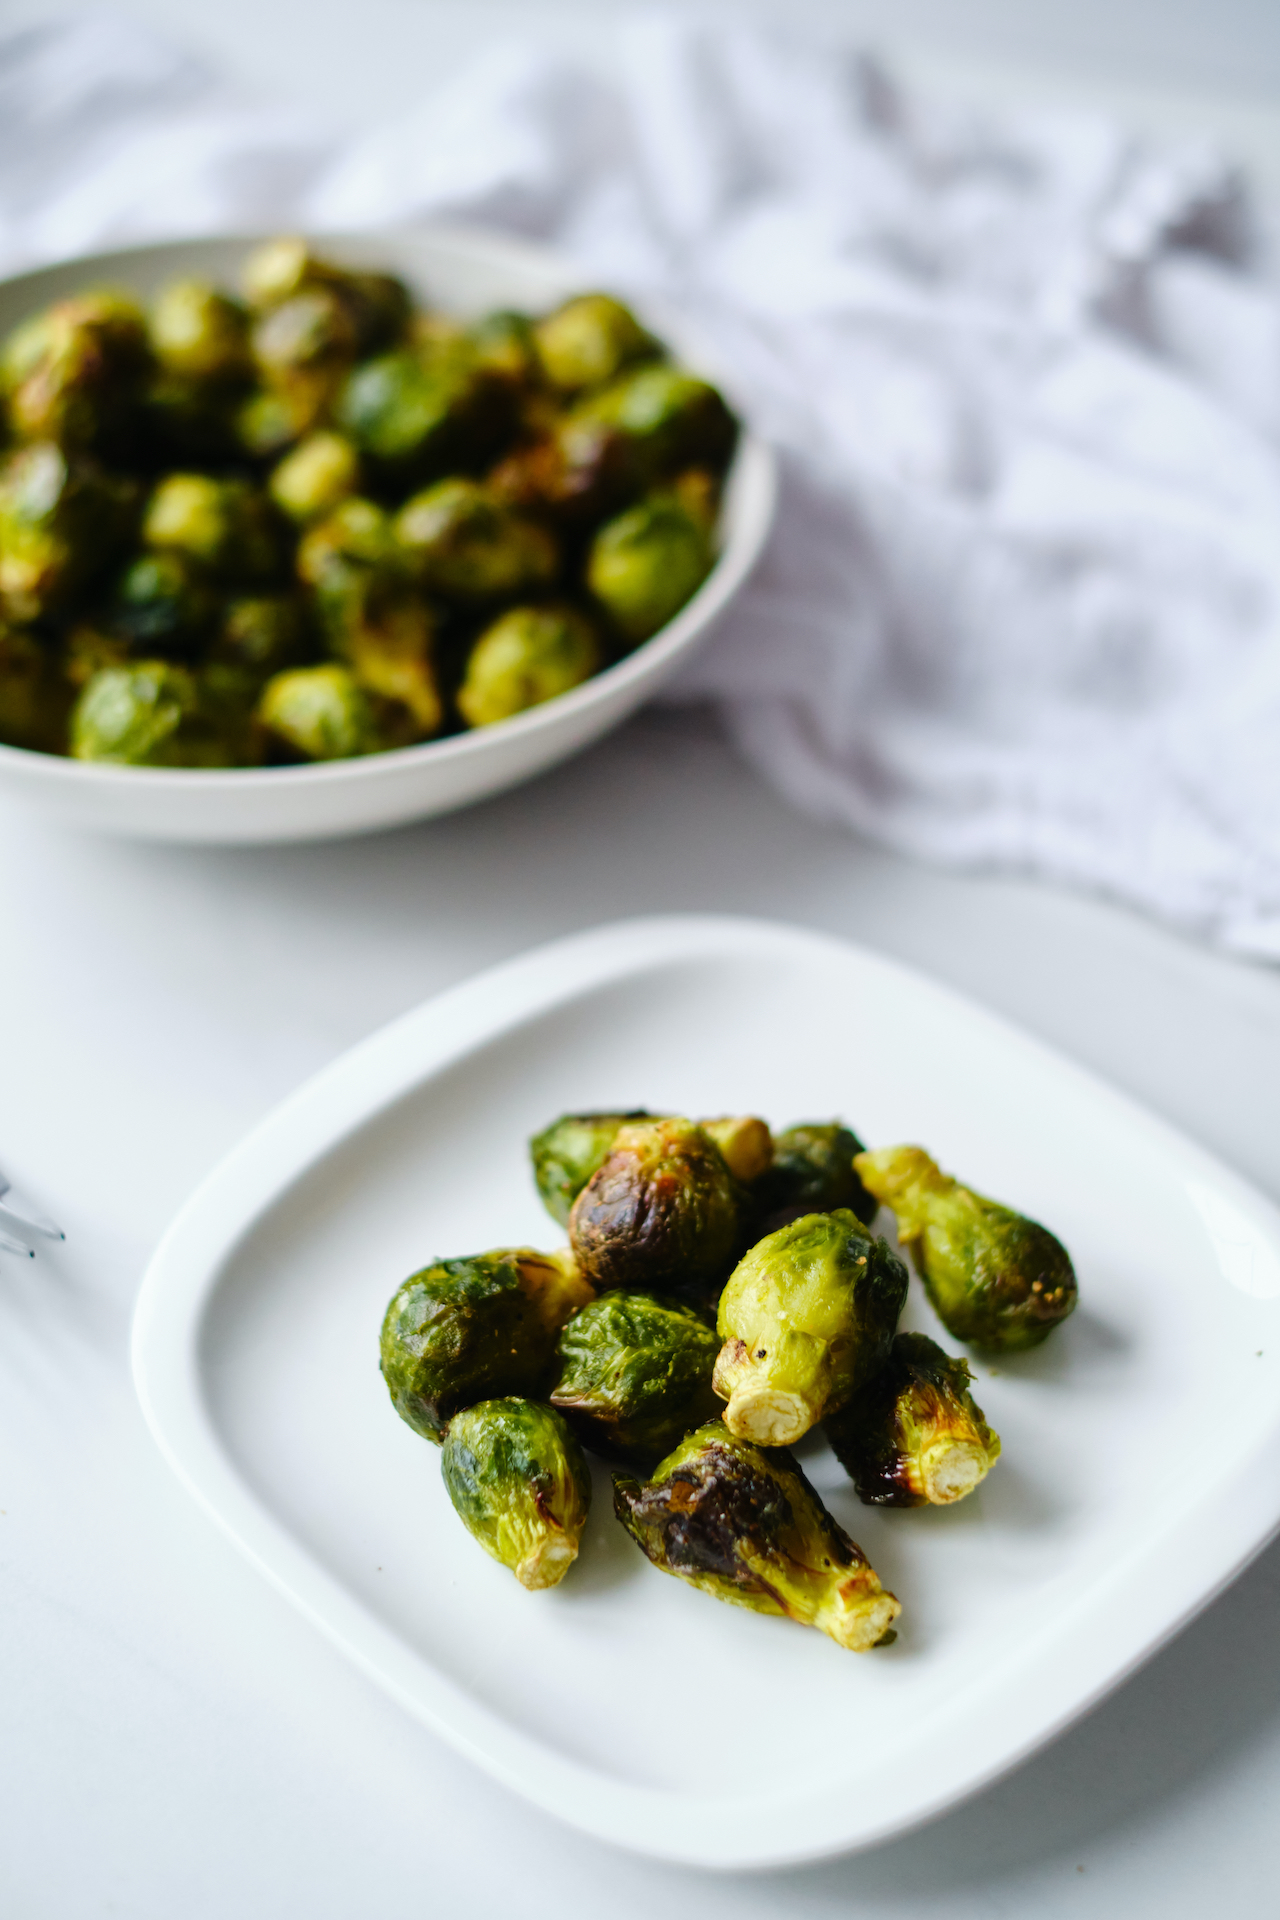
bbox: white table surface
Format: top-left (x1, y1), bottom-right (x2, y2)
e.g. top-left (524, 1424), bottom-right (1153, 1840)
top-left (4, 6), bottom-right (1280, 1915)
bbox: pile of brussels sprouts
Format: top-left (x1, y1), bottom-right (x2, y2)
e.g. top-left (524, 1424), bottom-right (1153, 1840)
top-left (0, 239), bottom-right (738, 766)
top-left (379, 1110), bottom-right (1078, 1652)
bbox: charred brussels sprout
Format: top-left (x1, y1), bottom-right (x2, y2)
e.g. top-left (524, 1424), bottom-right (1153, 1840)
top-left (533, 294), bottom-right (657, 393)
top-left (856, 1146), bottom-right (1078, 1353)
top-left (70, 661), bottom-right (233, 767)
top-left (0, 624), bottom-right (71, 752)
top-left (442, 1398), bottom-right (591, 1589)
top-left (106, 550), bottom-right (217, 657)
top-left (268, 431), bottom-right (360, 524)
top-left (614, 1423), bottom-right (900, 1651)
top-left (149, 278), bottom-right (250, 382)
top-left (2, 292), bottom-right (151, 450)
top-left (255, 663), bottom-right (381, 762)
top-left (142, 474), bottom-right (280, 583)
top-left (714, 1210), bottom-right (907, 1447)
top-left (550, 1291), bottom-right (721, 1463)
top-left (753, 1122), bottom-right (876, 1233)
top-left (393, 478), bottom-right (557, 603)
top-left (488, 411), bottom-right (635, 526)
top-left (380, 1246), bottom-right (593, 1442)
top-left (456, 604), bottom-right (598, 729)
top-left (530, 1110), bottom-right (655, 1227)
top-left (242, 239), bottom-right (410, 356)
top-left (826, 1332), bottom-right (1001, 1507)
top-left (586, 496), bottom-right (712, 643)
top-left (212, 595), bottom-right (308, 681)
top-left (0, 442), bottom-right (136, 623)
top-left (569, 1117), bottom-right (742, 1296)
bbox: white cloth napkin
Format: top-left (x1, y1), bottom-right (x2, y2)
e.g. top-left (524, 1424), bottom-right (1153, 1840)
top-left (5, 14), bottom-right (1280, 955)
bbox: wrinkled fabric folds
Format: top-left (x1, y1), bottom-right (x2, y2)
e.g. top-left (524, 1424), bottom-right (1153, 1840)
top-left (3, 15), bottom-right (1280, 951)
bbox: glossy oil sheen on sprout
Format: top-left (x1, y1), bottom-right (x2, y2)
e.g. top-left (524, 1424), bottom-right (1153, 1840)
top-left (550, 1290), bottom-right (722, 1464)
top-left (568, 1116), bottom-right (743, 1296)
top-left (442, 1398), bottom-right (591, 1590)
top-left (379, 1246), bottom-right (592, 1441)
top-left (856, 1146), bottom-right (1078, 1352)
top-left (614, 1422), bottom-right (900, 1651)
top-left (714, 1209), bottom-right (907, 1447)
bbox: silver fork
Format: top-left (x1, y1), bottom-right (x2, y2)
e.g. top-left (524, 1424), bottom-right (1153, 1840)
top-left (0, 1172), bottom-right (64, 1259)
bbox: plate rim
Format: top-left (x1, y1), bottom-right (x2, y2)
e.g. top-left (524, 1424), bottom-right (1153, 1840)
top-left (130, 913), bottom-right (1280, 1866)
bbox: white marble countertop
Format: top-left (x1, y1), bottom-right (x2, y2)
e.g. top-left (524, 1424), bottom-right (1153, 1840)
top-left (4, 6), bottom-right (1280, 1914)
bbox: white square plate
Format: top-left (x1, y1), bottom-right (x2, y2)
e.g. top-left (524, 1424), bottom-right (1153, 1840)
top-left (132, 916), bottom-right (1280, 1867)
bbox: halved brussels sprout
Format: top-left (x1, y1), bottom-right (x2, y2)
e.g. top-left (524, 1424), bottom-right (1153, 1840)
top-left (550, 1290), bottom-right (721, 1463)
top-left (586, 495), bottom-right (712, 643)
top-left (529, 1110), bottom-right (656, 1227)
top-left (255, 662), bottom-right (381, 762)
top-left (456, 604), bottom-right (598, 730)
top-left (714, 1209), bottom-right (907, 1447)
top-left (2, 291), bottom-right (152, 450)
top-left (70, 660), bottom-right (234, 767)
top-left (105, 550), bottom-right (217, 657)
top-left (442, 1398), bottom-right (591, 1589)
top-left (614, 1422), bottom-right (901, 1651)
top-left (143, 474), bottom-right (280, 583)
top-left (855, 1146), bottom-right (1078, 1353)
top-left (752, 1122), bottom-right (876, 1233)
top-left (569, 1117), bottom-right (742, 1296)
top-left (268, 431), bottom-right (360, 524)
top-left (393, 478), bottom-right (557, 603)
top-left (826, 1331), bottom-right (1001, 1507)
top-left (379, 1246), bottom-right (594, 1442)
top-left (0, 624), bottom-right (70, 752)
top-left (0, 442), bottom-right (136, 623)
top-left (149, 278), bottom-right (250, 382)
top-left (532, 293), bottom-right (657, 393)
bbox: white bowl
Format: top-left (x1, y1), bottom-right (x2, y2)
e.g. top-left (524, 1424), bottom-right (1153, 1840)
top-left (0, 227), bottom-right (776, 844)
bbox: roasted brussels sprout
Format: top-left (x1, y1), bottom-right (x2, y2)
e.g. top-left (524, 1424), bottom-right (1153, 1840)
top-left (268, 431), bottom-right (360, 524)
top-left (142, 474), bottom-right (280, 583)
top-left (251, 287), bottom-right (357, 427)
top-left (529, 1110), bottom-right (655, 1227)
top-left (2, 291), bottom-right (151, 450)
top-left (212, 594), bottom-right (308, 682)
top-left (0, 442), bottom-right (135, 623)
top-left (105, 550), bottom-right (217, 657)
top-left (70, 660), bottom-right (234, 766)
top-left (855, 1146), bottom-right (1078, 1353)
top-left (255, 662), bottom-right (381, 762)
top-left (569, 1117), bottom-right (743, 1295)
top-left (442, 1398), bottom-right (591, 1589)
top-left (614, 1422), bottom-right (900, 1651)
top-left (380, 1246), bottom-right (593, 1442)
top-left (0, 624), bottom-right (71, 752)
top-left (579, 363), bottom-right (737, 478)
top-left (299, 498), bottom-right (442, 738)
top-left (587, 494), bottom-right (712, 644)
top-left (456, 604), bottom-right (598, 729)
top-left (242, 239), bottom-right (410, 355)
top-left (826, 1332), bottom-right (1001, 1507)
top-left (337, 347), bottom-right (508, 482)
top-left (487, 411), bottom-right (635, 526)
top-left (714, 1210), bottom-right (907, 1447)
top-left (234, 384), bottom-right (311, 461)
top-left (149, 278), bottom-right (250, 382)
top-left (533, 293), bottom-right (657, 393)
top-left (550, 1291), bottom-right (721, 1463)
top-left (700, 1116), bottom-right (773, 1184)
top-left (752, 1122), bottom-right (876, 1233)
top-left (393, 478), bottom-right (557, 603)
top-left (470, 308), bottom-right (541, 386)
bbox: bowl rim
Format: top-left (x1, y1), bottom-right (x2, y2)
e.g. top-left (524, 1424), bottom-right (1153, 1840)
top-left (0, 223), bottom-right (777, 793)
